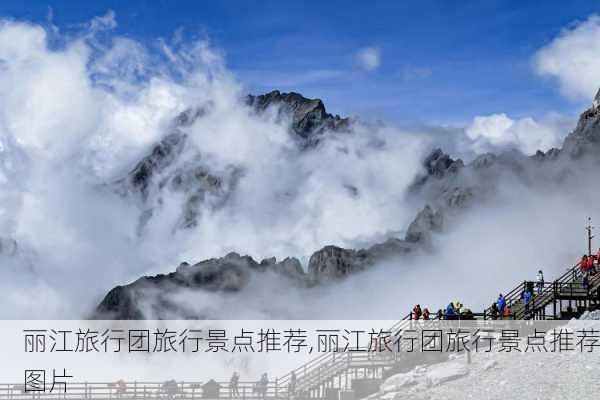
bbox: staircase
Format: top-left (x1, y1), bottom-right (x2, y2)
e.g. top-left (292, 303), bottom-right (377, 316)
top-left (5, 262), bottom-right (600, 400)
top-left (277, 262), bottom-right (600, 399)
top-left (483, 263), bottom-right (600, 320)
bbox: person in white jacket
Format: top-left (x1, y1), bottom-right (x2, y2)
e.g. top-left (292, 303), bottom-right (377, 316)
top-left (536, 270), bottom-right (544, 295)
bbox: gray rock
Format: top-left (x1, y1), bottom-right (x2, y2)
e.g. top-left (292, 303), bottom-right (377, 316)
top-left (246, 90), bottom-right (350, 145)
top-left (307, 245), bottom-right (372, 282)
top-left (469, 153), bottom-right (497, 170)
top-left (96, 87), bottom-right (600, 320)
top-left (411, 148), bottom-right (464, 190)
top-left (405, 205), bottom-right (443, 245)
top-left (115, 132), bottom-right (188, 200)
top-left (114, 91), bottom-right (352, 232)
top-left (562, 94), bottom-right (600, 158)
top-left (424, 148), bottom-right (464, 179)
top-left (95, 252), bottom-right (307, 319)
top-left (367, 238), bottom-right (415, 259)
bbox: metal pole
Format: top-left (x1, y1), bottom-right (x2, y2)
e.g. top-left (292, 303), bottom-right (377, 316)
top-left (587, 217), bottom-right (594, 256)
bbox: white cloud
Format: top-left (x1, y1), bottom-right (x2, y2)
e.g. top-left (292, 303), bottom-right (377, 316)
top-left (356, 46), bottom-right (381, 71)
top-left (89, 9), bottom-right (117, 32)
top-left (0, 16), bottom-right (432, 318)
top-left (0, 11), bottom-right (587, 322)
top-left (465, 113), bottom-right (573, 154)
top-left (534, 15), bottom-right (600, 100)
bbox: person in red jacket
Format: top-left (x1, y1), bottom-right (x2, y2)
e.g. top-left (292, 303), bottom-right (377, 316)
top-left (580, 255), bottom-right (590, 275)
top-left (412, 304), bottom-right (422, 320)
top-left (422, 308), bottom-right (430, 320)
top-left (116, 379), bottom-right (126, 397)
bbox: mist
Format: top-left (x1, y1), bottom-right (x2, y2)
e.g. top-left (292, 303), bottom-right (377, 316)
top-left (0, 13), bottom-right (595, 320)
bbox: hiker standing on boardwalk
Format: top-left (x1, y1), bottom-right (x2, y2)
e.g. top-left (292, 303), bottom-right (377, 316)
top-left (422, 308), bottom-right (430, 320)
top-left (579, 255), bottom-right (591, 276)
top-left (445, 302), bottom-right (456, 320)
top-left (288, 371), bottom-right (296, 398)
top-left (496, 294), bottom-right (506, 314)
top-left (536, 270), bottom-right (544, 294)
top-left (259, 373), bottom-right (269, 398)
top-left (522, 289), bottom-right (532, 316)
top-left (229, 372), bottom-right (239, 397)
top-left (412, 304), bottom-right (422, 320)
top-left (490, 303), bottom-right (499, 320)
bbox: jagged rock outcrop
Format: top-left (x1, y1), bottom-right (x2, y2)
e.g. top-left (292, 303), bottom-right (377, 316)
top-left (95, 252), bottom-right (306, 319)
top-left (307, 245), bottom-right (372, 281)
top-left (305, 202), bottom-right (445, 282)
top-left (115, 133), bottom-right (188, 200)
top-left (423, 148), bottom-right (464, 179)
top-left (410, 148), bottom-right (476, 211)
top-left (412, 88), bottom-right (600, 211)
top-left (95, 200), bottom-right (447, 319)
top-left (562, 89), bottom-right (600, 158)
top-left (97, 87), bottom-right (600, 320)
top-left (411, 149), bottom-right (464, 189)
top-left (405, 205), bottom-right (443, 245)
top-left (246, 90), bottom-right (350, 145)
top-left (114, 91), bottom-right (352, 231)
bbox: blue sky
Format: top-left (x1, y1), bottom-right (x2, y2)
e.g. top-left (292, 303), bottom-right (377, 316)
top-left (1, 0), bottom-right (600, 125)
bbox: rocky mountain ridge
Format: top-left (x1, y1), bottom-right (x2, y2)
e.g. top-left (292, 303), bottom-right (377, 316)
top-left (94, 88), bottom-right (600, 319)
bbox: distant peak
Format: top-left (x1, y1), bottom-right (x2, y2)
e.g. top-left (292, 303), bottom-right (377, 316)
top-left (593, 88), bottom-right (600, 110)
top-left (247, 90), bottom-right (349, 141)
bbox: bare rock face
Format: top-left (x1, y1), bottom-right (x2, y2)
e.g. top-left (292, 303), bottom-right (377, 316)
top-left (115, 91), bottom-right (352, 232)
top-left (423, 148), bottom-right (464, 179)
top-left (307, 245), bottom-right (372, 281)
top-left (562, 92), bottom-right (600, 158)
top-left (411, 149), bottom-right (464, 189)
top-left (306, 203), bottom-right (445, 283)
top-left (247, 90), bottom-right (350, 145)
top-left (405, 205), bottom-right (443, 245)
top-left (95, 252), bottom-right (306, 319)
top-left (96, 200), bottom-right (448, 318)
top-left (96, 87), bottom-right (600, 320)
top-left (116, 132), bottom-right (188, 200)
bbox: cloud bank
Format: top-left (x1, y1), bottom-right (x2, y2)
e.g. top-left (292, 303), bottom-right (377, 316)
top-left (465, 113), bottom-right (573, 154)
top-left (0, 11), bottom-right (596, 322)
top-left (0, 16), bottom-right (431, 318)
top-left (534, 14), bottom-right (600, 100)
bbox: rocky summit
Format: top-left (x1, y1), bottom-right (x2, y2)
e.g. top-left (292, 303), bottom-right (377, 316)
top-left (112, 91), bottom-right (352, 231)
top-left (246, 90), bottom-right (350, 144)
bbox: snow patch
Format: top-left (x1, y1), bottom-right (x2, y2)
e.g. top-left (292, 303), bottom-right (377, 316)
top-left (425, 362), bottom-right (469, 386)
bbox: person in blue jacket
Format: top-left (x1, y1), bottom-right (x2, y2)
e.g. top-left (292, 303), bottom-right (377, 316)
top-left (523, 289), bottom-right (533, 316)
top-left (496, 294), bottom-right (506, 314)
top-left (445, 302), bottom-right (456, 320)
